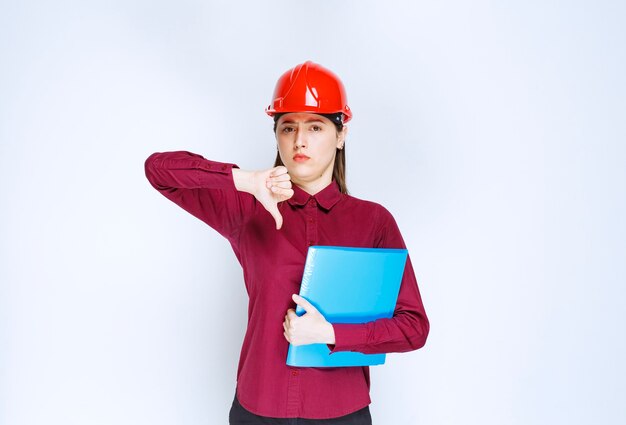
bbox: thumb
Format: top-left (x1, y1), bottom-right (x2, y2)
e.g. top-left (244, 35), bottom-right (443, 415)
top-left (266, 201), bottom-right (283, 230)
top-left (292, 294), bottom-right (317, 314)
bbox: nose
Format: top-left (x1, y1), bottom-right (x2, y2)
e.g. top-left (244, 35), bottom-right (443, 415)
top-left (294, 129), bottom-right (306, 149)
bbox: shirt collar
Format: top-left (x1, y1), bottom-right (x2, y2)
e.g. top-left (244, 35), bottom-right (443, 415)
top-left (287, 180), bottom-right (342, 211)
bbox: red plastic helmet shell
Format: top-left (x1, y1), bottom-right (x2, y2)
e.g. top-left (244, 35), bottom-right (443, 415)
top-left (265, 61), bottom-right (352, 123)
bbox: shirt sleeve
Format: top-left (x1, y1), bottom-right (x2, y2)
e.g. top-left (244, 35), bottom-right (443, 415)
top-left (144, 150), bottom-right (256, 242)
top-left (327, 206), bottom-right (430, 355)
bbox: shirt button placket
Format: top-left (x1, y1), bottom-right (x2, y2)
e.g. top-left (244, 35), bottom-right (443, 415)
top-left (286, 368), bottom-right (301, 416)
top-left (306, 198), bottom-right (318, 247)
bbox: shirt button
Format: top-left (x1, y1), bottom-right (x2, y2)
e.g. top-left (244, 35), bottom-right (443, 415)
top-left (308, 241), bottom-right (314, 246)
top-left (308, 218), bottom-right (314, 223)
top-left (221, 165), bottom-right (227, 171)
top-left (291, 370), bottom-right (299, 376)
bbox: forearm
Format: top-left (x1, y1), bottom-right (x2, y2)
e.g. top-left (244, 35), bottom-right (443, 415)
top-left (144, 150), bottom-right (239, 191)
top-left (328, 310), bottom-right (429, 355)
top-left (144, 150), bottom-right (255, 239)
top-left (327, 256), bottom-right (429, 355)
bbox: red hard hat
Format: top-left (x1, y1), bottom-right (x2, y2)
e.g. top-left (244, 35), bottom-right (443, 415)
top-left (265, 61), bottom-right (352, 123)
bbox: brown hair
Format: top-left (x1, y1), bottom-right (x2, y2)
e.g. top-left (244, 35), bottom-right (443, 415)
top-left (272, 113), bottom-right (349, 194)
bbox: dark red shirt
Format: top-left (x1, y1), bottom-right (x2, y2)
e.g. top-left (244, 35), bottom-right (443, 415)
top-left (144, 150), bottom-right (429, 419)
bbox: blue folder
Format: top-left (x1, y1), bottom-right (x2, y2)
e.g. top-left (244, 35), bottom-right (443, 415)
top-left (286, 246), bottom-right (408, 367)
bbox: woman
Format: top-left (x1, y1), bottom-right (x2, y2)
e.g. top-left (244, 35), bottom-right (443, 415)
top-left (144, 61), bottom-right (429, 424)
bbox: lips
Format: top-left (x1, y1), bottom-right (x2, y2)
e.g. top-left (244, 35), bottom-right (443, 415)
top-left (293, 154), bottom-right (310, 162)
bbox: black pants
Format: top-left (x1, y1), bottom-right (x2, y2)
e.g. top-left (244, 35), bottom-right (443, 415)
top-left (229, 394), bottom-right (373, 425)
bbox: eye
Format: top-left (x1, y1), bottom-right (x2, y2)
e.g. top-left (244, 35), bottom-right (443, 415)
top-left (281, 126), bottom-right (295, 133)
top-left (311, 125), bottom-right (322, 131)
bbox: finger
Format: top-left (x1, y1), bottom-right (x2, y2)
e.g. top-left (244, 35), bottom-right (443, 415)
top-left (292, 294), bottom-right (317, 314)
top-left (284, 331), bottom-right (290, 342)
top-left (268, 173), bottom-right (292, 183)
top-left (266, 203), bottom-right (283, 230)
top-left (268, 180), bottom-right (292, 192)
top-left (270, 185), bottom-right (293, 194)
top-left (270, 166), bottom-right (289, 177)
top-left (287, 309), bottom-right (298, 320)
top-left (271, 180), bottom-right (292, 190)
top-left (266, 174), bottom-right (290, 188)
top-left (271, 188), bottom-right (294, 201)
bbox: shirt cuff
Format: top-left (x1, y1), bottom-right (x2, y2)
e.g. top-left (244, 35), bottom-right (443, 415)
top-left (327, 323), bottom-right (369, 354)
top-left (196, 161), bottom-right (240, 189)
top-left (198, 160), bottom-right (239, 174)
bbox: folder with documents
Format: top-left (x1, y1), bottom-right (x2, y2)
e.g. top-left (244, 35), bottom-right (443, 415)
top-left (286, 246), bottom-right (408, 367)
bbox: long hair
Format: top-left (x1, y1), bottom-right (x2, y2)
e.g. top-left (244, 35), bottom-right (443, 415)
top-left (272, 113), bottom-right (349, 195)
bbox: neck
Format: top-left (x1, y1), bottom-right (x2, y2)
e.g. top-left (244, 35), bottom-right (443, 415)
top-left (292, 174), bottom-right (333, 196)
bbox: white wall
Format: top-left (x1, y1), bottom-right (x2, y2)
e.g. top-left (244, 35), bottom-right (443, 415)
top-left (1, 1), bottom-right (624, 424)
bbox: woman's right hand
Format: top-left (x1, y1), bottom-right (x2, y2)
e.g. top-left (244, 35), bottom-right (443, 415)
top-left (233, 166), bottom-right (293, 230)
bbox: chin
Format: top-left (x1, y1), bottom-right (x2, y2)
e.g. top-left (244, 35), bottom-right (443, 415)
top-left (287, 162), bottom-right (310, 173)
top-left (288, 168), bottom-right (317, 183)
top-left (289, 170), bottom-right (311, 182)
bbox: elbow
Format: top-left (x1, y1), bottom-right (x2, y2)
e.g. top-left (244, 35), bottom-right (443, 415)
top-left (407, 315), bottom-right (430, 351)
top-left (144, 152), bottom-right (163, 188)
top-left (409, 330), bottom-right (428, 351)
top-left (144, 152), bottom-right (159, 176)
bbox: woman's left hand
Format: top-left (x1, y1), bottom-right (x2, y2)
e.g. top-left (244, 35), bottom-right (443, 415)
top-left (283, 294), bottom-right (336, 346)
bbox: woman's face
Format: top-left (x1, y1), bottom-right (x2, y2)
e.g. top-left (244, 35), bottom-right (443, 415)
top-left (275, 112), bottom-right (345, 187)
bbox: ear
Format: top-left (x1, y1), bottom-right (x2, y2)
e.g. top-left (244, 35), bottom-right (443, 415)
top-left (336, 125), bottom-right (348, 149)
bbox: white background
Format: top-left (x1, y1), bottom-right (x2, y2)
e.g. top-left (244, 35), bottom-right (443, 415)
top-left (1, 1), bottom-right (625, 424)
